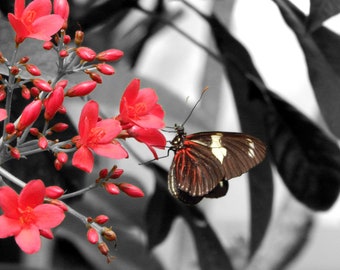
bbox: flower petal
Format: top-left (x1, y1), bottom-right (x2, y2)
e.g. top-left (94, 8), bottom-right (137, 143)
top-left (0, 216), bottom-right (21, 237)
top-left (135, 88), bottom-right (158, 112)
top-left (0, 108), bottom-right (7, 121)
top-left (95, 119), bottom-right (122, 143)
top-left (15, 225), bottom-right (41, 254)
top-left (23, 0), bottom-right (52, 18)
top-left (133, 114), bottom-right (165, 129)
top-left (0, 186), bottom-right (19, 218)
top-left (34, 204), bottom-right (65, 229)
top-left (30, 15), bottom-right (64, 41)
top-left (19, 180), bottom-right (45, 210)
top-left (92, 141), bottom-right (128, 159)
top-left (78, 101), bottom-right (98, 138)
top-left (72, 146), bottom-right (94, 173)
top-left (120, 78), bottom-right (140, 112)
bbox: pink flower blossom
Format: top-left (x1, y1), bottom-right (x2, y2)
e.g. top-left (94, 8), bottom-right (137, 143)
top-left (72, 101), bottom-right (128, 173)
top-left (8, 0), bottom-right (64, 44)
top-left (117, 78), bottom-right (165, 130)
top-left (0, 180), bottom-right (65, 254)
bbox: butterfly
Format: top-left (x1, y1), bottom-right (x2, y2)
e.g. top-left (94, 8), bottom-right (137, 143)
top-left (167, 124), bottom-right (266, 205)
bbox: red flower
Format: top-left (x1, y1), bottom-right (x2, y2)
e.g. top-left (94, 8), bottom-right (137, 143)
top-left (117, 78), bottom-right (165, 130)
top-left (0, 109), bottom-right (7, 122)
top-left (128, 126), bottom-right (166, 159)
top-left (8, 0), bottom-right (64, 44)
top-left (72, 100), bottom-right (128, 173)
top-left (0, 180), bottom-right (65, 254)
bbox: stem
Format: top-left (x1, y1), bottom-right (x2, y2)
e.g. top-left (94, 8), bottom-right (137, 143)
top-left (61, 182), bottom-right (98, 199)
top-left (0, 166), bottom-right (26, 188)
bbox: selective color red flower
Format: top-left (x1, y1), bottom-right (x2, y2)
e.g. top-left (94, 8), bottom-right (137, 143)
top-left (0, 180), bottom-right (65, 254)
top-left (8, 0), bottom-right (64, 44)
top-left (117, 78), bottom-right (165, 130)
top-left (72, 101), bottom-right (128, 173)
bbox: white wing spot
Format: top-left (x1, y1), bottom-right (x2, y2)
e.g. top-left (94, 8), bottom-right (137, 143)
top-left (246, 138), bottom-right (256, 158)
top-left (210, 135), bottom-right (227, 164)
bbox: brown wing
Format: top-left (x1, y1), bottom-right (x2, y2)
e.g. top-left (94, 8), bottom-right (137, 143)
top-left (187, 132), bottom-right (266, 180)
top-left (168, 132), bottom-right (266, 203)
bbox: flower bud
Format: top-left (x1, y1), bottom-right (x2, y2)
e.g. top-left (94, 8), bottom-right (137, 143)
top-left (55, 79), bottom-right (68, 89)
top-left (102, 227), bottom-right (117, 242)
top-left (59, 50), bottom-right (68, 58)
top-left (29, 127), bottom-right (40, 136)
top-left (38, 136), bottom-right (48, 149)
top-left (75, 30), bottom-right (84, 45)
top-left (17, 99), bottom-right (42, 131)
top-left (110, 168), bottom-right (124, 179)
top-left (44, 86), bottom-right (64, 121)
top-left (46, 185), bottom-right (65, 199)
top-left (96, 49), bottom-right (124, 62)
top-left (21, 85), bottom-right (31, 100)
top-left (10, 66), bottom-right (19, 75)
top-left (43, 41), bottom-right (54, 50)
top-left (5, 123), bottom-right (15, 134)
top-left (96, 63), bottom-right (115, 75)
top-left (76, 47), bottom-right (96, 62)
top-left (65, 81), bottom-right (97, 97)
top-left (50, 122), bottom-right (69, 132)
top-left (26, 64), bottom-right (41, 76)
top-left (56, 152), bottom-right (68, 167)
top-left (94, 215), bottom-right (109, 225)
top-left (39, 229), bottom-right (54, 239)
top-left (63, 34), bottom-right (71, 44)
top-left (87, 228), bottom-right (99, 244)
top-left (104, 182), bottom-right (120, 195)
top-left (54, 159), bottom-right (63, 171)
top-left (10, 147), bottom-right (20, 159)
top-left (32, 79), bottom-right (52, 92)
top-left (88, 72), bottom-right (102, 84)
top-left (97, 242), bottom-right (110, 256)
top-left (30, 86), bottom-right (40, 97)
top-left (54, 0), bottom-right (69, 29)
top-left (0, 87), bottom-right (6, 101)
top-left (58, 106), bottom-right (67, 114)
top-left (99, 168), bottom-right (108, 178)
top-left (19, 56), bottom-right (29, 64)
top-left (118, 183), bottom-right (144, 198)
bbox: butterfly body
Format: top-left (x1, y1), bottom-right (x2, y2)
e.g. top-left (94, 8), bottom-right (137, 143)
top-left (168, 125), bottom-right (266, 204)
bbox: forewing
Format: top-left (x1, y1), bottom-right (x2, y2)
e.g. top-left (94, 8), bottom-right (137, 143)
top-left (187, 132), bottom-right (266, 180)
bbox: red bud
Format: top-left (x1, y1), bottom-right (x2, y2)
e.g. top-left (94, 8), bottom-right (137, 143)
top-left (65, 81), bottom-right (97, 97)
top-left (76, 47), bottom-right (96, 62)
top-left (17, 99), bottom-right (42, 131)
top-left (39, 229), bottom-right (54, 239)
top-left (38, 136), bottom-right (48, 149)
top-left (43, 41), bottom-right (54, 50)
top-left (32, 79), bottom-right (52, 92)
top-left (96, 63), bottom-right (115, 75)
top-left (104, 182), bottom-right (120, 195)
top-left (87, 228), bottom-right (99, 244)
top-left (46, 185), bottom-right (65, 199)
top-left (26, 64), bottom-right (41, 76)
top-left (44, 86), bottom-right (64, 121)
top-left (50, 122), bottom-right (69, 132)
top-left (94, 215), bottom-right (109, 224)
top-left (96, 49), bottom-right (124, 62)
top-left (118, 183), bottom-right (144, 198)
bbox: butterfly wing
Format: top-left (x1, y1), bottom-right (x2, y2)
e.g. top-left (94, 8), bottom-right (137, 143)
top-left (168, 132), bottom-right (266, 204)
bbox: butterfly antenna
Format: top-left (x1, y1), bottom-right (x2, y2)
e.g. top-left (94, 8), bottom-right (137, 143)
top-left (181, 86), bottom-right (209, 127)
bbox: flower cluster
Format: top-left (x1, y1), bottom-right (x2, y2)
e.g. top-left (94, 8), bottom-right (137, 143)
top-left (0, 0), bottom-right (166, 262)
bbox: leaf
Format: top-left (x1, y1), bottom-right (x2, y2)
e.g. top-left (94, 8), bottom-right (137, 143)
top-left (274, 0), bottom-right (340, 138)
top-left (204, 13), bottom-right (274, 255)
top-left (145, 163), bottom-right (182, 249)
top-left (145, 164), bottom-right (234, 270)
top-left (264, 90), bottom-right (340, 210)
top-left (306, 0), bottom-right (340, 32)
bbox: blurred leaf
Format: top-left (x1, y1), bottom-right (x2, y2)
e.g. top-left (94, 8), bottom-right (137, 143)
top-left (203, 13), bottom-right (273, 255)
top-left (145, 163), bottom-right (182, 249)
top-left (274, 0), bottom-right (340, 138)
top-left (145, 163), bottom-right (234, 270)
top-left (264, 90), bottom-right (340, 210)
top-left (306, 0), bottom-right (340, 32)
